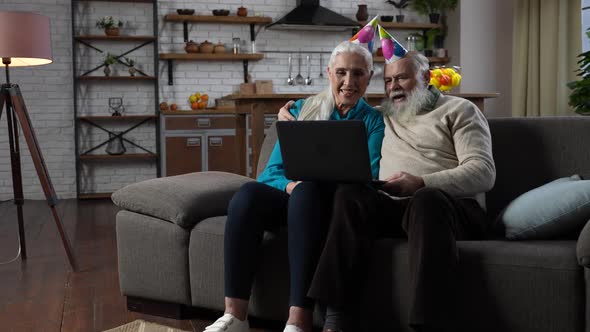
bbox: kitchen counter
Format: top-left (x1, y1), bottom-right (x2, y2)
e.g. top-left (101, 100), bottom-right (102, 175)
top-left (224, 92), bottom-right (499, 177)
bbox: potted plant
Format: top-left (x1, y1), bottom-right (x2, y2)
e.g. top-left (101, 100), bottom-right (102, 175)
top-left (567, 29), bottom-right (590, 115)
top-left (103, 53), bottom-right (117, 76)
top-left (125, 57), bottom-right (136, 76)
top-left (96, 16), bottom-right (123, 36)
top-left (410, 0), bottom-right (457, 24)
top-left (386, 0), bottom-right (411, 23)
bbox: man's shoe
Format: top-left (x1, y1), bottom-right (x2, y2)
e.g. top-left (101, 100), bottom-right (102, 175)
top-left (203, 313), bottom-right (249, 332)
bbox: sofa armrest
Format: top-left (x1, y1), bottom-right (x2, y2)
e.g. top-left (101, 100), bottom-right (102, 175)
top-left (111, 171), bottom-right (253, 228)
top-left (577, 219), bottom-right (590, 267)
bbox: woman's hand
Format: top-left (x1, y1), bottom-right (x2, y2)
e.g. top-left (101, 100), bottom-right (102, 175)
top-left (286, 181), bottom-right (301, 194)
top-left (278, 100), bottom-right (296, 121)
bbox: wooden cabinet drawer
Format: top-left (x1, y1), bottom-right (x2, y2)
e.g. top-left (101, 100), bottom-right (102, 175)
top-left (165, 115), bottom-right (236, 130)
top-left (247, 114), bottom-right (277, 129)
top-left (165, 136), bottom-right (203, 176)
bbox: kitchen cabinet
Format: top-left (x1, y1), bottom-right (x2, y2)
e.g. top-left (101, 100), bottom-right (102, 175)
top-left (159, 14), bottom-right (272, 85)
top-left (162, 112), bottom-right (246, 176)
top-left (71, 0), bottom-right (160, 199)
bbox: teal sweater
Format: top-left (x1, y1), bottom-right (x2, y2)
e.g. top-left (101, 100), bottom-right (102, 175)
top-left (257, 98), bottom-right (385, 191)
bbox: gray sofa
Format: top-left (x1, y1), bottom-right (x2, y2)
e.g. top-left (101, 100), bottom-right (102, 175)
top-left (112, 116), bottom-right (590, 332)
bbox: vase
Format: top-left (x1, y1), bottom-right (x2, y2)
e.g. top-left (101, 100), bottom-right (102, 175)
top-left (395, 15), bottom-right (405, 23)
top-left (105, 132), bottom-right (126, 155)
top-left (356, 4), bottom-right (368, 21)
top-left (103, 65), bottom-right (111, 77)
top-left (128, 65), bottom-right (136, 77)
top-left (105, 27), bottom-right (120, 36)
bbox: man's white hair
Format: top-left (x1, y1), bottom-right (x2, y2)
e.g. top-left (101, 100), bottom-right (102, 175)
top-left (297, 41), bottom-right (373, 120)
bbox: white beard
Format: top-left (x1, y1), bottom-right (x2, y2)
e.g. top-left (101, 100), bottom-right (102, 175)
top-left (380, 86), bottom-right (431, 124)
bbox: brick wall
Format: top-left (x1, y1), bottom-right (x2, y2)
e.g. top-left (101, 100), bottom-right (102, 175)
top-left (0, 0), bottom-right (432, 200)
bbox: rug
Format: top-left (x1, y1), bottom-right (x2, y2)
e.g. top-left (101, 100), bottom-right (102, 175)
top-left (103, 319), bottom-right (191, 332)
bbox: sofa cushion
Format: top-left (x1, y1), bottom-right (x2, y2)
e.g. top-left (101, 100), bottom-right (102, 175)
top-left (111, 171), bottom-right (253, 228)
top-left (498, 175), bottom-right (590, 240)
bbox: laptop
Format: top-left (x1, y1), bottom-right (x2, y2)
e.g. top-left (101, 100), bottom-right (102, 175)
top-left (276, 120), bottom-right (377, 183)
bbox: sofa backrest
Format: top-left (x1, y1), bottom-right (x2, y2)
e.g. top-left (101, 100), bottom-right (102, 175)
top-left (486, 116), bottom-right (590, 219)
top-left (257, 117), bottom-right (590, 219)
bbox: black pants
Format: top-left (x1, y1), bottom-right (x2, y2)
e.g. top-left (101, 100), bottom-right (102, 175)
top-left (224, 181), bottom-right (335, 309)
top-left (307, 184), bottom-right (488, 330)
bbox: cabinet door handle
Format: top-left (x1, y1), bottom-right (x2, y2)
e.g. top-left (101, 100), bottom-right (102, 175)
top-left (186, 137), bottom-right (201, 147)
top-left (209, 137), bottom-right (223, 147)
top-left (196, 118), bottom-right (211, 128)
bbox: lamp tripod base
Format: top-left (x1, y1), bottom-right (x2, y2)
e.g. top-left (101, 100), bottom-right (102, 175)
top-left (0, 83), bottom-right (77, 271)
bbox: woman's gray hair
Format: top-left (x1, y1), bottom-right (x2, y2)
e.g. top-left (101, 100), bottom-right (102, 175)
top-left (297, 41), bottom-right (373, 120)
top-left (403, 51), bottom-right (430, 86)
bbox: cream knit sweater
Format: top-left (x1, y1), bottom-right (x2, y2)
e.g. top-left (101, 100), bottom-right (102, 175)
top-left (379, 94), bottom-right (496, 208)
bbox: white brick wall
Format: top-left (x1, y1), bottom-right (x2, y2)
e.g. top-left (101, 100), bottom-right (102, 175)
top-left (0, 0), bottom-right (438, 200)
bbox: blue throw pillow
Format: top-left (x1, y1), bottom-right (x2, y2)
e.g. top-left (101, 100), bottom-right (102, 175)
top-left (500, 175), bottom-right (590, 240)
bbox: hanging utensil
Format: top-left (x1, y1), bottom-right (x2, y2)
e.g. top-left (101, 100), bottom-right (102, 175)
top-left (295, 51), bottom-right (304, 85)
top-left (305, 54), bottom-right (312, 85)
top-left (319, 53), bottom-right (324, 78)
top-left (287, 54), bottom-right (294, 86)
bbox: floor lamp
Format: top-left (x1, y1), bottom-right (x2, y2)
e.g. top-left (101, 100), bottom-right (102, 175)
top-left (0, 11), bottom-right (77, 271)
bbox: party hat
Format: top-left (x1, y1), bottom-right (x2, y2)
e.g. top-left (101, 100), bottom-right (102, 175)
top-left (378, 25), bottom-right (407, 63)
top-left (350, 16), bottom-right (378, 52)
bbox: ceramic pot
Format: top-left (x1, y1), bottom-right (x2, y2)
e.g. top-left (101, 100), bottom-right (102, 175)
top-left (128, 66), bottom-right (136, 77)
top-left (185, 40), bottom-right (199, 53)
top-left (105, 27), bottom-right (120, 36)
top-left (213, 42), bottom-right (227, 54)
top-left (356, 4), bottom-right (368, 21)
top-left (237, 6), bottom-right (248, 17)
top-left (199, 40), bottom-right (214, 54)
top-left (103, 65), bottom-right (111, 76)
top-left (395, 15), bottom-right (405, 23)
top-left (429, 13), bottom-right (440, 23)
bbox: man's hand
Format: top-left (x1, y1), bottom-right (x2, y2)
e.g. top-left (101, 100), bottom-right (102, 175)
top-left (381, 172), bottom-right (425, 196)
top-left (286, 181), bottom-right (301, 194)
top-left (278, 100), bottom-right (296, 121)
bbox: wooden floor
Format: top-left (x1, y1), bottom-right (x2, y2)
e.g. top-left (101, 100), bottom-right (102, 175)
top-left (0, 199), bottom-right (276, 332)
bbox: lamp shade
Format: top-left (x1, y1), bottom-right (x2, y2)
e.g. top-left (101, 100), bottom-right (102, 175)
top-left (0, 11), bottom-right (52, 67)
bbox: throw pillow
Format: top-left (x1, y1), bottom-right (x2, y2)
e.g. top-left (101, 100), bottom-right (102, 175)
top-left (500, 175), bottom-right (590, 240)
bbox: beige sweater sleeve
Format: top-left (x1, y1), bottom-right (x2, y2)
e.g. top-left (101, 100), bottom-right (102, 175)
top-left (421, 103), bottom-right (496, 197)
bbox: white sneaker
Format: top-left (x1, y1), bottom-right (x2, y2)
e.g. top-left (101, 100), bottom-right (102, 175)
top-left (283, 325), bottom-right (305, 332)
top-left (203, 313), bottom-right (250, 332)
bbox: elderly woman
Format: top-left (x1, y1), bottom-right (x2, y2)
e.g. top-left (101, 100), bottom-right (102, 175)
top-left (203, 41), bottom-right (384, 332)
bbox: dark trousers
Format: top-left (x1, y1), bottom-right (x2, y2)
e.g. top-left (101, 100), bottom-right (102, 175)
top-left (224, 181), bottom-right (335, 309)
top-left (308, 184), bottom-right (488, 330)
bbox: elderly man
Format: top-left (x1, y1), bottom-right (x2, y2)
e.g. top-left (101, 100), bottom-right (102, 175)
top-left (280, 51), bottom-right (495, 332)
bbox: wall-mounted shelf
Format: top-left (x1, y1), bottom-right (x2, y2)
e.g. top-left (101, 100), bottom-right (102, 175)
top-left (373, 56), bottom-right (450, 64)
top-left (159, 53), bottom-right (264, 85)
top-left (164, 15), bottom-right (272, 25)
top-left (77, 76), bottom-right (157, 81)
top-left (358, 21), bottom-right (443, 30)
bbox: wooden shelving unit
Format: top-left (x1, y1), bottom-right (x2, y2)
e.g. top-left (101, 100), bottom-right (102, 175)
top-left (72, 0), bottom-right (160, 199)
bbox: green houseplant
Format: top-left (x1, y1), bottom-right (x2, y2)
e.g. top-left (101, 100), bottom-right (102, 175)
top-left (567, 29), bottom-right (590, 115)
top-left (96, 16), bottom-right (123, 36)
top-left (386, 0), bottom-right (411, 23)
top-left (410, 0), bottom-right (457, 23)
top-left (103, 53), bottom-right (117, 76)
